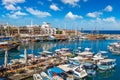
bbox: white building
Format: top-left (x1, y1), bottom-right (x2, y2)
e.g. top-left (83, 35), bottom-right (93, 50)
top-left (41, 22), bottom-right (57, 35)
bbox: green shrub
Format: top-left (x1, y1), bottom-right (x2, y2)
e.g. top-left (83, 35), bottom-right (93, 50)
top-left (17, 69), bottom-right (26, 74)
top-left (68, 54), bottom-right (75, 58)
top-left (3, 72), bottom-right (9, 77)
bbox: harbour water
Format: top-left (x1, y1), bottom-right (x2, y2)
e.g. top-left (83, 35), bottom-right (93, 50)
top-left (0, 39), bottom-right (120, 80)
top-left (83, 30), bottom-right (120, 34)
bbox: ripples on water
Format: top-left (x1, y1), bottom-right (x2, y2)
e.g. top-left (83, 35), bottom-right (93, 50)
top-left (0, 39), bottom-right (120, 80)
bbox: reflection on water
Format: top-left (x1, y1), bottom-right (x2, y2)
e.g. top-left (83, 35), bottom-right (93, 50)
top-left (83, 70), bottom-right (115, 80)
top-left (20, 41), bottom-right (57, 51)
top-left (0, 40), bottom-right (120, 80)
top-left (1, 40), bottom-right (120, 65)
top-left (97, 70), bottom-right (115, 79)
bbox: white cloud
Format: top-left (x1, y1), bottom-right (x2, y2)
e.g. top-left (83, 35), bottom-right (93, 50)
top-left (5, 4), bottom-right (21, 10)
top-left (2, 0), bottom-right (24, 11)
top-left (86, 12), bottom-right (103, 18)
top-left (50, 4), bottom-right (60, 11)
top-left (61, 0), bottom-right (80, 7)
top-left (48, 0), bottom-right (52, 2)
top-left (8, 11), bottom-right (27, 19)
top-left (89, 17), bottom-right (116, 24)
top-left (26, 8), bottom-right (51, 18)
top-left (2, 15), bottom-right (5, 17)
top-left (16, 6), bottom-right (21, 10)
top-left (38, 1), bottom-right (44, 5)
top-left (104, 5), bottom-right (113, 12)
top-left (5, 4), bottom-right (16, 10)
top-left (2, 0), bottom-right (25, 5)
top-left (103, 17), bottom-right (116, 23)
top-left (83, 0), bottom-right (88, 2)
top-left (8, 14), bottom-right (18, 19)
top-left (65, 11), bottom-right (83, 20)
top-left (15, 11), bottom-right (27, 15)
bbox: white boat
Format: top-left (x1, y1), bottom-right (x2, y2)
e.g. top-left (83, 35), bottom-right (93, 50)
top-left (60, 48), bottom-right (71, 54)
top-left (47, 35), bottom-right (56, 41)
top-left (58, 64), bottom-right (87, 79)
top-left (0, 42), bottom-right (9, 53)
top-left (33, 74), bottom-right (42, 80)
top-left (58, 64), bottom-right (76, 72)
top-left (43, 51), bottom-right (52, 54)
top-left (78, 48), bottom-right (93, 60)
top-left (97, 59), bottom-right (116, 70)
top-left (38, 51), bottom-right (53, 57)
top-left (94, 51), bottom-right (108, 59)
top-left (55, 48), bottom-right (72, 55)
top-left (68, 58), bottom-right (80, 66)
top-left (86, 69), bottom-right (96, 75)
top-left (39, 72), bottom-right (53, 80)
top-left (21, 38), bottom-right (29, 42)
top-left (82, 62), bottom-right (97, 75)
top-left (33, 72), bottom-right (54, 80)
top-left (73, 65), bottom-right (88, 78)
top-left (52, 75), bottom-right (63, 80)
top-left (73, 48), bottom-right (81, 55)
top-left (78, 47), bottom-right (82, 50)
top-left (108, 42), bottom-right (120, 54)
top-left (0, 42), bottom-right (8, 45)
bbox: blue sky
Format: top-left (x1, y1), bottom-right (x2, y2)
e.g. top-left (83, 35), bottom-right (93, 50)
top-left (0, 0), bottom-right (120, 30)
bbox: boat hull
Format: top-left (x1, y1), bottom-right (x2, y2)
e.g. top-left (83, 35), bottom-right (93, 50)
top-left (98, 64), bottom-right (116, 70)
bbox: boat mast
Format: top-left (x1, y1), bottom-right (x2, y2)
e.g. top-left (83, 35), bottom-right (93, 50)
top-left (58, 25), bottom-right (60, 49)
top-left (64, 23), bottom-right (66, 48)
top-left (4, 49), bottom-right (8, 68)
top-left (24, 48), bottom-right (28, 65)
top-left (7, 22), bottom-right (10, 37)
top-left (96, 27), bottom-right (99, 52)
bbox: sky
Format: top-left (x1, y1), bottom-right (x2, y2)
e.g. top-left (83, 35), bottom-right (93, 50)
top-left (0, 0), bottom-right (120, 30)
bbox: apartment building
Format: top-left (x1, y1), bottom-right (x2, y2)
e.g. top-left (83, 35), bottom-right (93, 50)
top-left (41, 22), bottom-right (57, 35)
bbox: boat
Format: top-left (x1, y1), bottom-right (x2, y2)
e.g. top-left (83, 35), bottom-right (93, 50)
top-left (38, 51), bottom-right (53, 57)
top-left (108, 42), bottom-right (120, 54)
top-left (46, 67), bottom-right (64, 80)
top-left (39, 71), bottom-right (52, 80)
top-left (43, 51), bottom-right (52, 54)
top-left (47, 35), bottom-right (56, 41)
top-left (68, 58), bottom-right (80, 66)
top-left (82, 62), bottom-right (97, 75)
top-left (72, 47), bottom-right (81, 55)
top-left (86, 69), bottom-right (96, 76)
top-left (21, 38), bottom-right (29, 43)
top-left (55, 49), bottom-right (61, 54)
top-left (33, 74), bottom-right (42, 80)
top-left (58, 64), bottom-right (87, 79)
top-left (57, 64), bottom-right (76, 72)
top-left (97, 59), bottom-right (116, 70)
top-left (0, 41), bottom-right (19, 53)
top-left (78, 48), bottom-right (94, 60)
top-left (55, 48), bottom-right (72, 56)
top-left (83, 62), bottom-right (97, 70)
top-left (60, 48), bottom-right (71, 54)
top-left (94, 51), bottom-right (108, 59)
top-left (73, 65), bottom-right (88, 79)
